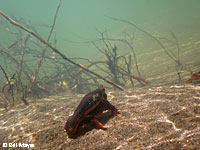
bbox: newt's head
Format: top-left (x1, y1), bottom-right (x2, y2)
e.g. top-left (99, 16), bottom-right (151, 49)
top-left (64, 114), bottom-right (80, 135)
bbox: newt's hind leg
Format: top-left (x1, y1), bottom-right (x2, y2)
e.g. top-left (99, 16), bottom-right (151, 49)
top-left (100, 94), bottom-right (120, 116)
top-left (90, 119), bottom-right (107, 130)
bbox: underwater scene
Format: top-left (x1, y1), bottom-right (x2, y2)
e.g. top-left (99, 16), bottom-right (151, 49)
top-left (0, 0), bottom-right (200, 149)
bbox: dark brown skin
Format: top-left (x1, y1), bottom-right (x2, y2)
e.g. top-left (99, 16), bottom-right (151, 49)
top-left (64, 87), bottom-right (119, 135)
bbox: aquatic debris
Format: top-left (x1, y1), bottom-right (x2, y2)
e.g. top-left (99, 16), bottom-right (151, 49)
top-left (0, 10), bottom-right (124, 92)
top-left (64, 86), bottom-right (119, 135)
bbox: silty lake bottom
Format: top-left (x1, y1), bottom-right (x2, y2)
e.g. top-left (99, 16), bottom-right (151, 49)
top-left (0, 83), bottom-right (200, 150)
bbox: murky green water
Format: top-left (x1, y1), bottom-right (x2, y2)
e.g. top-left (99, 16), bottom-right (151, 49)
top-left (0, 1), bottom-right (200, 149)
top-left (1, 0), bottom-right (200, 59)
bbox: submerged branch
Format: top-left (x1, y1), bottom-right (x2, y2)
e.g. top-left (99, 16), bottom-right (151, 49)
top-left (18, 35), bottom-right (30, 82)
top-left (0, 65), bottom-right (9, 82)
top-left (89, 37), bottom-right (142, 80)
top-left (0, 10), bottom-right (123, 91)
top-left (106, 16), bottom-right (180, 65)
top-left (30, 0), bottom-right (61, 90)
top-left (170, 31), bottom-right (180, 64)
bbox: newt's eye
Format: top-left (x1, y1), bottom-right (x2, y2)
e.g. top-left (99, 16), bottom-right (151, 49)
top-left (92, 94), bottom-right (99, 101)
top-left (88, 101), bottom-right (91, 105)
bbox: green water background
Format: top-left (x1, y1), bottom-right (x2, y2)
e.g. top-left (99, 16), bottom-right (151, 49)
top-left (1, 0), bottom-right (199, 57)
top-left (0, 0), bottom-right (200, 82)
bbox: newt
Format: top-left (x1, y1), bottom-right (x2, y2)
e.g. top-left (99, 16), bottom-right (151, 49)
top-left (64, 86), bottom-right (119, 135)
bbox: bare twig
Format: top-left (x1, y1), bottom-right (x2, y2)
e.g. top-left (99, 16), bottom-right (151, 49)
top-left (16, 35), bottom-right (30, 94)
top-left (77, 60), bottom-right (106, 74)
top-left (30, 0), bottom-right (61, 90)
top-left (16, 71), bottom-right (28, 105)
top-left (0, 65), bottom-right (9, 82)
top-left (0, 65), bottom-right (16, 107)
top-left (18, 35), bottom-right (30, 79)
top-left (118, 66), bottom-right (148, 85)
top-left (120, 55), bottom-right (134, 86)
top-left (89, 38), bottom-right (142, 79)
top-left (0, 10), bottom-right (123, 90)
top-left (106, 16), bottom-right (180, 65)
top-left (170, 31), bottom-right (180, 65)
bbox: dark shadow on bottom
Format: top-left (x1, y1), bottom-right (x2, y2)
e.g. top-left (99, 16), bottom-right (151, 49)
top-left (68, 111), bottom-right (114, 139)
